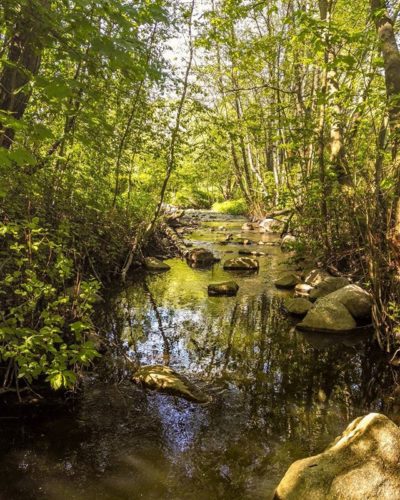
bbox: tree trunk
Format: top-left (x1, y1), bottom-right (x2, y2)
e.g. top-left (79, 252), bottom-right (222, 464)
top-left (0, 1), bottom-right (48, 148)
top-left (370, 0), bottom-right (400, 237)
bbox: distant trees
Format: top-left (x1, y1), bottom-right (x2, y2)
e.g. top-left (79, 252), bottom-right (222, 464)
top-left (189, 0), bottom-right (400, 350)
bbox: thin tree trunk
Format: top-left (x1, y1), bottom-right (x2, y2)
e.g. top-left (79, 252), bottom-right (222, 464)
top-left (121, 0), bottom-right (195, 279)
top-left (112, 24), bottom-right (158, 208)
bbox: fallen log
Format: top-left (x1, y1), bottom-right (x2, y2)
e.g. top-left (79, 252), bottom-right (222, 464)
top-left (160, 222), bottom-right (189, 257)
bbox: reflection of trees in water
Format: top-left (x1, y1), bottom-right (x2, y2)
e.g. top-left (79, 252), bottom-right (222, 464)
top-left (95, 280), bottom-right (398, 498)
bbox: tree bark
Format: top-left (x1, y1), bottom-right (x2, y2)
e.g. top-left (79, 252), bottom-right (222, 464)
top-left (0, 1), bottom-right (48, 148)
top-left (370, 0), bottom-right (400, 237)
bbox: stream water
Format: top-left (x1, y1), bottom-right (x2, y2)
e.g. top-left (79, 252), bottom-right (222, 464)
top-left (0, 212), bottom-right (398, 500)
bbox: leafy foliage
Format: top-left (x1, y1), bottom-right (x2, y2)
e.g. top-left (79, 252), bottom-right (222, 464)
top-left (0, 219), bottom-right (100, 390)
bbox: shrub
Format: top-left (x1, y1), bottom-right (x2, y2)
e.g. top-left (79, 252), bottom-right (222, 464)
top-left (0, 218), bottom-right (100, 392)
top-left (212, 199), bottom-right (247, 215)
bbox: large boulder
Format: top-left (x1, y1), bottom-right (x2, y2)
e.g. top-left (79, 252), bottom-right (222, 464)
top-left (274, 413), bottom-right (400, 500)
top-left (208, 281), bottom-right (239, 296)
top-left (284, 298), bottom-right (313, 317)
top-left (274, 272), bottom-right (302, 289)
top-left (259, 218), bottom-right (285, 233)
top-left (305, 269), bottom-right (332, 287)
top-left (187, 247), bottom-right (215, 267)
top-left (297, 299), bottom-right (356, 332)
top-left (223, 257), bottom-right (259, 271)
top-left (322, 284), bottom-right (372, 320)
top-left (132, 365), bottom-right (209, 404)
top-left (144, 257), bottom-right (171, 271)
top-left (309, 276), bottom-right (350, 301)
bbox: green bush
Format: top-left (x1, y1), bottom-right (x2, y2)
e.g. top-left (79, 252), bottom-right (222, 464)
top-left (212, 199), bottom-right (247, 215)
top-left (172, 188), bottom-right (213, 209)
top-left (0, 218), bottom-right (100, 391)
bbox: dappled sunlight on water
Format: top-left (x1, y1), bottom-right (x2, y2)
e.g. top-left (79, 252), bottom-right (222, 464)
top-left (0, 212), bottom-right (398, 499)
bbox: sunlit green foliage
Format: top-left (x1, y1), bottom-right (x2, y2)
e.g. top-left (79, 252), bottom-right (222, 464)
top-left (212, 199), bottom-right (247, 215)
top-left (0, 219), bottom-right (100, 389)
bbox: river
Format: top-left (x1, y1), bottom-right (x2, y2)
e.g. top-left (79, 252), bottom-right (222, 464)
top-left (0, 212), bottom-right (397, 499)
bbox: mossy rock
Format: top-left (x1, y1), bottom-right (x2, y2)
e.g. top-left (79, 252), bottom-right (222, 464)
top-left (274, 272), bottom-right (301, 289)
top-left (132, 365), bottom-right (209, 403)
top-left (305, 269), bottom-right (332, 287)
top-left (284, 298), bottom-right (313, 317)
top-left (297, 299), bottom-right (356, 332)
top-left (275, 413), bottom-right (400, 499)
top-left (234, 238), bottom-right (255, 245)
top-left (208, 281), bottom-right (239, 296)
top-left (144, 257), bottom-right (171, 271)
top-left (239, 249), bottom-right (265, 256)
top-left (321, 284), bottom-right (372, 319)
top-left (223, 257), bottom-right (259, 270)
top-left (186, 247), bottom-right (215, 267)
top-left (309, 277), bottom-right (350, 301)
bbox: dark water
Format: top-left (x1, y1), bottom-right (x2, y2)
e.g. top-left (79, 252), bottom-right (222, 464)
top-left (1, 212), bottom-right (398, 500)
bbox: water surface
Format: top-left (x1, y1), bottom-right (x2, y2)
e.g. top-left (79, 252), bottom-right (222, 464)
top-left (0, 212), bottom-right (398, 499)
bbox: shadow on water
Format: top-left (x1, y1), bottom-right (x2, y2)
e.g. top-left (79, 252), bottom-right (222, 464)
top-left (0, 213), bottom-right (399, 500)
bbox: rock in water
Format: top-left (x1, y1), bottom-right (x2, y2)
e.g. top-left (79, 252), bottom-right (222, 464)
top-left (259, 218), bottom-right (285, 233)
top-left (321, 284), bottom-right (372, 319)
top-left (144, 257), bottom-right (171, 271)
top-left (132, 365), bottom-right (209, 404)
top-left (274, 413), bottom-right (400, 500)
top-left (309, 276), bottom-right (350, 301)
top-left (223, 257), bottom-right (259, 270)
top-left (305, 269), bottom-right (332, 287)
top-left (294, 283), bottom-right (314, 298)
top-left (274, 272), bottom-right (301, 289)
top-left (241, 222), bottom-right (254, 231)
top-left (186, 247), bottom-right (215, 267)
top-left (297, 299), bottom-right (356, 332)
top-left (233, 237), bottom-right (255, 245)
top-left (281, 234), bottom-right (296, 252)
top-left (208, 281), bottom-right (239, 296)
top-left (284, 298), bottom-right (313, 316)
top-left (239, 249), bottom-right (265, 256)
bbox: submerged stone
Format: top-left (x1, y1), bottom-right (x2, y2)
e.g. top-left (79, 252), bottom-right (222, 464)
top-left (274, 413), bottom-right (400, 500)
top-left (297, 299), bottom-right (356, 332)
top-left (274, 272), bottom-right (301, 289)
top-left (234, 237), bottom-right (255, 245)
top-left (132, 365), bottom-right (209, 404)
top-left (186, 247), bottom-right (215, 267)
top-left (223, 257), bottom-right (259, 270)
top-left (239, 249), bottom-right (265, 256)
top-left (208, 281), bottom-right (239, 296)
top-left (284, 298), bottom-right (313, 317)
top-left (144, 257), bottom-right (171, 271)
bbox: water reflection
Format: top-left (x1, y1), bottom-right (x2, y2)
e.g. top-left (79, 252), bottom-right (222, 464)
top-left (0, 216), bottom-right (397, 500)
